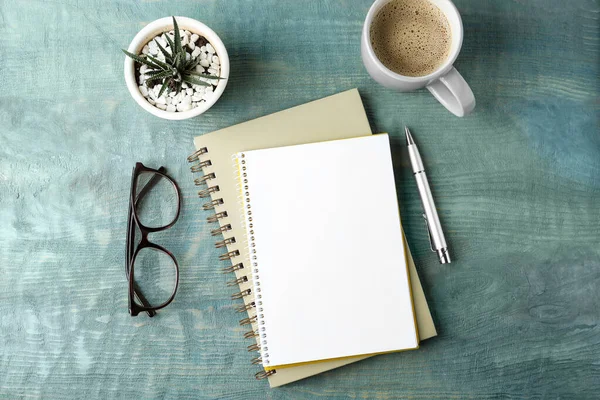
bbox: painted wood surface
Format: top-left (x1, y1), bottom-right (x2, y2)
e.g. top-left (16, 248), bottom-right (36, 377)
top-left (0, 0), bottom-right (598, 398)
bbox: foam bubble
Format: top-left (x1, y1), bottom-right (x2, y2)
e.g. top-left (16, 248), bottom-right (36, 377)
top-left (370, 0), bottom-right (451, 76)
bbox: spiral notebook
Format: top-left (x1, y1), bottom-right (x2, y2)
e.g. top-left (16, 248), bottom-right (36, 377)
top-left (187, 89), bottom-right (436, 387)
top-left (234, 134), bottom-right (419, 370)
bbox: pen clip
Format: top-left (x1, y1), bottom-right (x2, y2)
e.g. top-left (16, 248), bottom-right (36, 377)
top-left (422, 214), bottom-right (436, 253)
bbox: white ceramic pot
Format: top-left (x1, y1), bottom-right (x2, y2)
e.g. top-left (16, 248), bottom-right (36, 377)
top-left (124, 16), bottom-right (230, 120)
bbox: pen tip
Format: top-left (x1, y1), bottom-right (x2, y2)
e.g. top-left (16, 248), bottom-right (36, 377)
top-left (404, 126), bottom-right (415, 145)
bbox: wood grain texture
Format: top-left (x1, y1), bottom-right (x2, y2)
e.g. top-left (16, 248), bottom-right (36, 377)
top-left (0, 0), bottom-right (598, 398)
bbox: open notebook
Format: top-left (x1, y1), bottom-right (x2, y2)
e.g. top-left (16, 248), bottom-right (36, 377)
top-left (234, 134), bottom-right (419, 369)
top-left (188, 89), bottom-right (436, 386)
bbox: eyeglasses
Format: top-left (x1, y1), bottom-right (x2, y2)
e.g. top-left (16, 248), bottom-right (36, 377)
top-left (126, 162), bottom-right (181, 317)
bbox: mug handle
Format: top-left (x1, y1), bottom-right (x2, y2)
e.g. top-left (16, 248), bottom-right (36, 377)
top-left (427, 67), bottom-right (475, 117)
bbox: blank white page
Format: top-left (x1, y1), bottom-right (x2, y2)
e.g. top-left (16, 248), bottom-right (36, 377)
top-left (236, 134), bottom-right (418, 369)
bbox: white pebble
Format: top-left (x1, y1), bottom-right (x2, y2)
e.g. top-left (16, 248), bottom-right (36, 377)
top-left (148, 89), bottom-right (158, 100)
top-left (181, 35), bottom-right (189, 46)
top-left (191, 47), bottom-right (201, 58)
top-left (166, 104), bottom-right (176, 112)
top-left (180, 95), bottom-right (192, 105)
top-left (208, 68), bottom-right (217, 75)
top-left (186, 88), bottom-right (194, 95)
top-left (205, 86), bottom-right (213, 93)
top-left (157, 52), bottom-right (166, 62)
top-left (191, 94), bottom-right (203, 102)
top-left (200, 52), bottom-right (208, 60)
top-left (195, 65), bottom-right (205, 73)
top-left (140, 64), bottom-right (148, 74)
top-left (148, 41), bottom-right (158, 55)
top-left (200, 59), bottom-right (210, 67)
top-left (188, 41), bottom-right (195, 50)
top-left (147, 98), bottom-right (156, 105)
top-left (169, 91), bottom-right (176, 97)
top-left (155, 95), bottom-right (167, 105)
top-left (190, 34), bottom-right (199, 43)
top-left (142, 45), bottom-right (150, 55)
top-left (172, 92), bottom-right (182, 104)
top-left (155, 36), bottom-right (166, 47)
top-left (182, 82), bottom-right (189, 89)
top-left (212, 55), bottom-right (220, 65)
top-left (184, 30), bottom-right (191, 37)
top-left (185, 52), bottom-right (191, 61)
top-left (194, 85), bottom-right (206, 93)
top-left (200, 46), bottom-right (207, 53)
top-left (165, 97), bottom-right (172, 105)
top-left (179, 30), bottom-right (186, 37)
top-left (206, 43), bottom-right (215, 54)
top-left (177, 102), bottom-right (192, 112)
top-left (156, 103), bottom-right (167, 110)
top-left (139, 86), bottom-right (148, 96)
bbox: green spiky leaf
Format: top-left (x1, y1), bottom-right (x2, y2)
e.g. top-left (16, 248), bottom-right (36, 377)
top-left (158, 78), bottom-right (172, 98)
top-left (145, 54), bottom-right (171, 70)
top-left (155, 39), bottom-right (173, 63)
top-left (145, 69), bottom-right (171, 77)
top-left (122, 49), bottom-right (162, 70)
top-left (172, 17), bottom-right (183, 56)
top-left (164, 32), bottom-right (175, 49)
top-left (182, 75), bottom-right (212, 87)
top-left (146, 70), bottom-right (176, 84)
top-left (185, 71), bottom-right (224, 80)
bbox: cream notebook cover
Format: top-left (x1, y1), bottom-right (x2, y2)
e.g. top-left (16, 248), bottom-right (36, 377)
top-left (188, 89), bottom-right (436, 387)
top-left (234, 134), bottom-right (419, 370)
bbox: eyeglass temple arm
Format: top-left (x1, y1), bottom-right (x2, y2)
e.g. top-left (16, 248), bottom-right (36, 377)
top-left (135, 166), bottom-right (167, 207)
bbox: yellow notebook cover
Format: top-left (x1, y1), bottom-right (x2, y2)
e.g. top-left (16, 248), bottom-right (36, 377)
top-left (190, 89), bottom-right (436, 387)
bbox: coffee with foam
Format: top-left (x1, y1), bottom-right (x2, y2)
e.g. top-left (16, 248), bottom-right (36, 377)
top-left (370, 0), bottom-right (451, 77)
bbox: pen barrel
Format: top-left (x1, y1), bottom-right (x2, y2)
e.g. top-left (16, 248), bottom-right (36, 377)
top-left (414, 171), bottom-right (447, 251)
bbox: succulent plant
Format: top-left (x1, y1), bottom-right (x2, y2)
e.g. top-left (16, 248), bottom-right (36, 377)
top-left (123, 16), bottom-right (221, 98)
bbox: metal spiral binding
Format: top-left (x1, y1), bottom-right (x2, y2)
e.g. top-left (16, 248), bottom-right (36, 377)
top-left (207, 211), bottom-right (228, 223)
top-left (227, 276), bottom-right (248, 287)
top-left (191, 160), bottom-right (211, 172)
top-left (244, 330), bottom-right (259, 339)
top-left (239, 315), bottom-right (257, 326)
top-left (222, 262), bottom-right (244, 273)
top-left (211, 224), bottom-right (232, 236)
top-left (194, 173), bottom-right (216, 186)
top-left (255, 370), bottom-right (276, 380)
top-left (247, 343), bottom-right (260, 352)
top-left (215, 237), bottom-right (236, 248)
top-left (198, 186), bottom-right (220, 198)
top-left (236, 301), bottom-right (255, 313)
top-left (187, 147), bottom-right (208, 163)
top-left (237, 153), bottom-right (272, 371)
top-left (188, 148), bottom-right (276, 382)
top-left (219, 249), bottom-right (239, 260)
top-left (203, 198), bottom-right (224, 210)
top-left (250, 356), bottom-right (262, 365)
top-left (231, 288), bottom-right (252, 300)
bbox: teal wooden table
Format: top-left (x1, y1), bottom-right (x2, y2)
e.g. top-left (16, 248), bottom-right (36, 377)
top-left (1, 0), bottom-right (598, 398)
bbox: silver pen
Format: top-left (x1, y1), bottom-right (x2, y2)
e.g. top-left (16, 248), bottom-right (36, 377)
top-left (405, 127), bottom-right (451, 264)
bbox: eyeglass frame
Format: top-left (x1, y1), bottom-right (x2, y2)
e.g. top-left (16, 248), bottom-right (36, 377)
top-left (126, 162), bottom-right (181, 317)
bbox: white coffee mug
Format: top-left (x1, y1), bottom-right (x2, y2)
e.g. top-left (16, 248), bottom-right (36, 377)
top-left (361, 0), bottom-right (475, 117)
